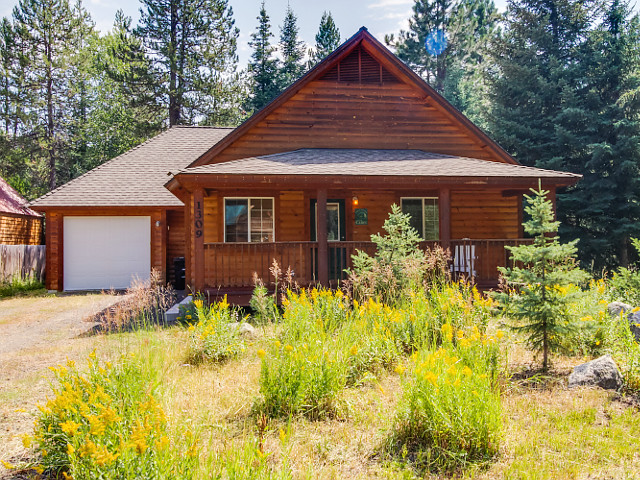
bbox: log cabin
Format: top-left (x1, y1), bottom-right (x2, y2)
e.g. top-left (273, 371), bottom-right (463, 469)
top-left (0, 175), bottom-right (42, 245)
top-left (30, 28), bottom-right (580, 298)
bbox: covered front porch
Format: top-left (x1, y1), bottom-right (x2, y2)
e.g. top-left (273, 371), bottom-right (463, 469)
top-left (165, 148), bottom-right (580, 300)
top-left (202, 238), bottom-right (533, 292)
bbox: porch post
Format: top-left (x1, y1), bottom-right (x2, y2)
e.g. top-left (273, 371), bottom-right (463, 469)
top-left (439, 188), bottom-right (451, 250)
top-left (317, 188), bottom-right (329, 286)
top-left (193, 188), bottom-right (205, 292)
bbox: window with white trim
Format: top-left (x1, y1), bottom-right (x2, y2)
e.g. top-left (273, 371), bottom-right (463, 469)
top-left (224, 198), bottom-right (274, 242)
top-left (400, 197), bottom-right (439, 241)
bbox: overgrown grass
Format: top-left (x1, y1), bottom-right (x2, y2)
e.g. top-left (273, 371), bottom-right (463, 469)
top-left (186, 297), bottom-right (246, 364)
top-left (32, 350), bottom-right (198, 479)
top-left (389, 325), bottom-right (503, 473)
top-left (0, 276), bottom-right (45, 298)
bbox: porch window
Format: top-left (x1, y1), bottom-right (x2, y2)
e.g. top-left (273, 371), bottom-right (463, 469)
top-left (224, 198), bottom-right (274, 242)
top-left (400, 197), bottom-right (439, 241)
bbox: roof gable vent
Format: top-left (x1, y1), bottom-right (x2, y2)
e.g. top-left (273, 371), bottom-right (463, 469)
top-left (321, 45), bottom-right (400, 84)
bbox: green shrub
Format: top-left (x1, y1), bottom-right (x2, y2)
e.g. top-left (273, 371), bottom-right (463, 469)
top-left (186, 297), bottom-right (246, 364)
top-left (346, 204), bottom-right (449, 306)
top-left (32, 352), bottom-right (198, 479)
top-left (390, 326), bottom-right (503, 473)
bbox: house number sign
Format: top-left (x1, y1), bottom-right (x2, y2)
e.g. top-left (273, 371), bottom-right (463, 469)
top-left (194, 200), bottom-right (203, 238)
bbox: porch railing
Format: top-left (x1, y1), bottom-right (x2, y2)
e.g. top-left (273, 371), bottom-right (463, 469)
top-left (203, 239), bottom-right (533, 289)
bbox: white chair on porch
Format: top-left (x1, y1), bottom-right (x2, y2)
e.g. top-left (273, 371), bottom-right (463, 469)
top-left (452, 243), bottom-right (476, 278)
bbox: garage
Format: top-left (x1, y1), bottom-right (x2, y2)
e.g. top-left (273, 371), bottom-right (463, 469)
top-left (63, 216), bottom-right (150, 291)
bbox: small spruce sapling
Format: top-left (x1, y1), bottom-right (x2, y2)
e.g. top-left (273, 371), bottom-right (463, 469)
top-left (494, 186), bottom-right (588, 371)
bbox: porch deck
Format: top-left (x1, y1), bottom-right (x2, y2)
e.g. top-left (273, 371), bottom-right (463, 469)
top-left (202, 238), bottom-right (532, 303)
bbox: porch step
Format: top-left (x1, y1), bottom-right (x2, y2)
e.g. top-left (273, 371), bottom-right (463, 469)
top-left (165, 295), bottom-right (193, 323)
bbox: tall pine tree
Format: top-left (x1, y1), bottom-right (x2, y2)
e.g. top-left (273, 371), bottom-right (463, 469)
top-left (386, 0), bottom-right (499, 111)
top-left (11, 0), bottom-right (95, 191)
top-left (308, 11), bottom-right (340, 69)
top-left (487, 0), bottom-right (640, 268)
top-left (247, 1), bottom-right (279, 113)
top-left (278, 5), bottom-right (305, 89)
top-left (137, 0), bottom-right (241, 126)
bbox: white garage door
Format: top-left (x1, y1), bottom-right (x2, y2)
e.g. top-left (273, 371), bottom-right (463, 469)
top-left (64, 216), bottom-right (151, 291)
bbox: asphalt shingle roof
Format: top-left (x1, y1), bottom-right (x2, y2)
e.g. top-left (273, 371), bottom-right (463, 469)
top-left (182, 149), bottom-right (581, 180)
top-left (0, 176), bottom-right (41, 217)
top-left (30, 126), bottom-right (233, 208)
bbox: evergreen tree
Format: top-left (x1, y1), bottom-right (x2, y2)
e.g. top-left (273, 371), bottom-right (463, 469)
top-left (76, 11), bottom-right (164, 173)
top-left (137, 0), bottom-right (241, 126)
top-left (487, 0), bottom-right (640, 268)
top-left (11, 0), bottom-right (94, 191)
top-left (247, 1), bottom-right (279, 113)
top-left (386, 0), bottom-right (499, 108)
top-left (308, 11), bottom-right (340, 69)
top-left (495, 187), bottom-right (588, 371)
top-left (278, 5), bottom-right (305, 89)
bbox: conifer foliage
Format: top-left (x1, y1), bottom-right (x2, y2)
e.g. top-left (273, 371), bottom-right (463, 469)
top-left (495, 187), bottom-right (588, 371)
top-left (278, 5), bottom-right (305, 89)
top-left (247, 1), bottom-right (280, 113)
top-left (308, 11), bottom-right (340, 68)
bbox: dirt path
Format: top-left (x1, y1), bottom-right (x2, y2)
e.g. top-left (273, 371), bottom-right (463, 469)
top-left (0, 293), bottom-right (124, 476)
top-left (0, 294), bottom-right (122, 357)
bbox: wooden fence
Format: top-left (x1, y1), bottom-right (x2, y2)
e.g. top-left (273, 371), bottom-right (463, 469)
top-left (0, 244), bottom-right (46, 283)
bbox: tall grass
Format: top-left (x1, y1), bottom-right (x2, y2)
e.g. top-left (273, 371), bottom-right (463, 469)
top-left (186, 297), bottom-right (246, 364)
top-left (32, 351), bottom-right (198, 479)
top-left (390, 324), bottom-right (503, 473)
top-left (255, 283), bottom-right (497, 420)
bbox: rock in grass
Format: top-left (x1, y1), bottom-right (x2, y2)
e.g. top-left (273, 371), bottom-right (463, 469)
top-left (607, 301), bottom-right (632, 318)
top-left (568, 355), bottom-right (623, 390)
top-left (229, 322), bottom-right (259, 339)
top-left (626, 311), bottom-right (640, 342)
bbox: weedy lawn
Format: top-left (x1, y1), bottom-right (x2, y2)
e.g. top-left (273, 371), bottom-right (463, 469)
top-left (2, 282), bottom-right (640, 480)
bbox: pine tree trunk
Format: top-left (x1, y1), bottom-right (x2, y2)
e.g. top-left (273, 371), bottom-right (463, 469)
top-left (46, 39), bottom-right (56, 190)
top-left (620, 236), bottom-right (629, 267)
top-left (168, 0), bottom-right (179, 126)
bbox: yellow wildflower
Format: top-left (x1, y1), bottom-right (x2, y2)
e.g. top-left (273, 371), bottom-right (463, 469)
top-left (279, 429), bottom-right (286, 443)
top-left (194, 299), bottom-right (203, 309)
top-left (60, 420), bottom-right (81, 436)
top-left (1, 460), bottom-right (14, 470)
top-left (88, 416), bottom-right (106, 436)
top-left (257, 349), bottom-right (266, 359)
top-left (67, 443), bottom-right (75, 455)
top-left (349, 345), bottom-right (358, 356)
top-left (394, 364), bottom-right (406, 375)
top-left (155, 436), bottom-right (170, 450)
top-left (285, 344), bottom-right (294, 352)
top-left (424, 371), bottom-right (438, 386)
top-left (62, 472), bottom-right (73, 480)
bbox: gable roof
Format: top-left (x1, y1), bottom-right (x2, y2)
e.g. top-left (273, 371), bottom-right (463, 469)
top-left (30, 127), bottom-right (232, 209)
top-left (0, 176), bottom-right (41, 217)
top-left (187, 27), bottom-right (517, 168)
top-left (180, 149), bottom-right (580, 186)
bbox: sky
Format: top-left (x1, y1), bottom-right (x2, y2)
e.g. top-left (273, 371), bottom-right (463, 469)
top-left (1, 0), bottom-right (508, 67)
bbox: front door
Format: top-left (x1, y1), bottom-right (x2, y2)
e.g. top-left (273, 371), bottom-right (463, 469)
top-left (310, 199), bottom-right (346, 281)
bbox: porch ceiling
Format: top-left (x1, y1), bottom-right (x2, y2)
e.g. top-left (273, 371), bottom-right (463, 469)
top-left (175, 149), bottom-right (580, 188)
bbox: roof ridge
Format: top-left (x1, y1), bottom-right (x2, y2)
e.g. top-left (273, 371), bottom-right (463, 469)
top-left (172, 125), bottom-right (235, 130)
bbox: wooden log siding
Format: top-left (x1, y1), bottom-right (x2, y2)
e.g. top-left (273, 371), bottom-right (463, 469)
top-left (451, 190), bottom-right (520, 239)
top-left (207, 80), bottom-right (502, 165)
top-left (0, 213), bottom-right (43, 245)
top-left (166, 209), bottom-right (185, 284)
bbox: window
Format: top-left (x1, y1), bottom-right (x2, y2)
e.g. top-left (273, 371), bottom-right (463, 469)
top-left (401, 197), bottom-right (439, 241)
top-left (224, 198), bottom-right (274, 242)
